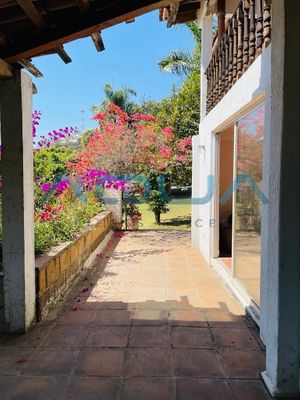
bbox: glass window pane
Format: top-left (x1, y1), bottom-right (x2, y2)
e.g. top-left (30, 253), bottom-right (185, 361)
top-left (234, 104), bottom-right (265, 306)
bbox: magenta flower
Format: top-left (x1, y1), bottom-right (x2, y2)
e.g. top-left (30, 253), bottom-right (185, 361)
top-left (41, 183), bottom-right (53, 192)
top-left (55, 179), bottom-right (70, 194)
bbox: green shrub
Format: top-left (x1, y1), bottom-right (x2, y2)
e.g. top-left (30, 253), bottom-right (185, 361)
top-left (34, 189), bottom-right (104, 254)
top-left (147, 190), bottom-right (169, 224)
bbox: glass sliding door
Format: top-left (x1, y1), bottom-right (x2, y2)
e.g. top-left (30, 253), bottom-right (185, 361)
top-left (233, 104), bottom-right (265, 306)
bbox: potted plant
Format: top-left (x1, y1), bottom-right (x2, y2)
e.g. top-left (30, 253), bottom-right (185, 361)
top-left (122, 182), bottom-right (144, 230)
top-left (125, 204), bottom-right (142, 230)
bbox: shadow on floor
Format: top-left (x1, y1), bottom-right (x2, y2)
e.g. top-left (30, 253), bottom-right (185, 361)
top-left (0, 230), bottom-right (271, 400)
top-left (159, 215), bottom-right (191, 228)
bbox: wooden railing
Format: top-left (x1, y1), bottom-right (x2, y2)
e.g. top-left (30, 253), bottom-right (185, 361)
top-left (205, 0), bottom-right (272, 113)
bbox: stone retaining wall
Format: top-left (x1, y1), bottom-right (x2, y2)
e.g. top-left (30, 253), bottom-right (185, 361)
top-left (35, 210), bottom-right (112, 320)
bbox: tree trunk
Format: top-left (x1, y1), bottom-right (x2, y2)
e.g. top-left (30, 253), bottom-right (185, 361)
top-left (149, 173), bottom-right (158, 190)
top-left (154, 211), bottom-right (161, 224)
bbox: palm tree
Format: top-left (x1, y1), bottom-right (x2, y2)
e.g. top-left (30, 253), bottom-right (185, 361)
top-left (158, 21), bottom-right (201, 77)
top-left (92, 83), bottom-right (138, 114)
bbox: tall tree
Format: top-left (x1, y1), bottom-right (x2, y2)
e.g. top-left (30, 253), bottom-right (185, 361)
top-left (92, 83), bottom-right (138, 114)
top-left (69, 104), bottom-right (191, 221)
top-left (158, 21), bottom-right (201, 76)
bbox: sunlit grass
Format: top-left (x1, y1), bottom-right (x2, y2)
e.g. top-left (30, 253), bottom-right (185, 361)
top-left (138, 197), bottom-right (191, 230)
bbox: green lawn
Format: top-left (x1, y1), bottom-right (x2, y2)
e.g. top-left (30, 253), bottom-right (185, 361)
top-left (138, 197), bottom-right (191, 230)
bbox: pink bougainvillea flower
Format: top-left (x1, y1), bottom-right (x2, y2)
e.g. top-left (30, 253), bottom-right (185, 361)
top-left (17, 357), bottom-right (26, 364)
top-left (55, 179), bottom-right (70, 194)
top-left (72, 305), bottom-right (78, 311)
top-left (163, 126), bottom-right (174, 138)
top-left (32, 111), bottom-right (78, 151)
top-left (159, 146), bottom-right (172, 159)
top-left (93, 112), bottom-right (108, 121)
top-left (177, 137), bottom-right (192, 152)
top-left (41, 183), bottom-right (53, 193)
top-left (132, 113), bottom-right (158, 122)
top-left (114, 232), bottom-right (124, 238)
top-left (107, 103), bottom-right (124, 114)
top-left (63, 104), bottom-right (191, 199)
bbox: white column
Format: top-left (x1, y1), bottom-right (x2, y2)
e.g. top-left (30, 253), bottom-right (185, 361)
top-left (0, 70), bottom-right (36, 333)
top-left (260, 1), bottom-right (300, 397)
top-left (200, 16), bottom-right (213, 120)
top-left (191, 135), bottom-right (201, 248)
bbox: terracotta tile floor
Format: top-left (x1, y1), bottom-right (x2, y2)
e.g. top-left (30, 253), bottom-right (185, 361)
top-left (0, 230), bottom-right (271, 399)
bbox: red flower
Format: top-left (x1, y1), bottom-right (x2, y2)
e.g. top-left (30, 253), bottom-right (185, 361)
top-left (93, 112), bottom-right (107, 121)
top-left (108, 103), bottom-right (123, 114)
top-left (40, 211), bottom-right (52, 221)
top-left (163, 126), bottom-right (174, 139)
top-left (132, 113), bottom-right (157, 122)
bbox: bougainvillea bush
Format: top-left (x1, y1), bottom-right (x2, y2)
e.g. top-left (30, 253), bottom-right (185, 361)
top-left (34, 188), bottom-right (103, 254)
top-left (69, 103), bottom-right (191, 177)
top-left (32, 113), bottom-right (111, 254)
top-left (0, 111), bottom-right (109, 256)
top-left (68, 103), bottom-right (192, 223)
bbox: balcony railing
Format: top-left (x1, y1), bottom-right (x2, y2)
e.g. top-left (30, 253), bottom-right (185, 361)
top-left (205, 0), bottom-right (272, 113)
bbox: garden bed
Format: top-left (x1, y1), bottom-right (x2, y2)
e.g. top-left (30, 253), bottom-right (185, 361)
top-left (0, 211), bottom-right (112, 329)
top-left (35, 210), bottom-right (112, 320)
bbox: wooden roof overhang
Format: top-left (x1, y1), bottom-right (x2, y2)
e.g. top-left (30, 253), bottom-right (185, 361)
top-left (159, 0), bottom-right (200, 26)
top-left (0, 0), bottom-right (200, 80)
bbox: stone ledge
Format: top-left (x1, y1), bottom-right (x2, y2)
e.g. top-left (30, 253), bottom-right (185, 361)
top-left (35, 210), bottom-right (112, 320)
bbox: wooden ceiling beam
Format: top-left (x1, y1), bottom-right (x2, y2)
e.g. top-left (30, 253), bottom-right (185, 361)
top-left (162, 7), bottom-right (169, 20)
top-left (1, 0), bottom-right (170, 63)
top-left (167, 1), bottom-right (180, 27)
top-left (176, 10), bottom-right (198, 23)
top-left (55, 45), bottom-right (72, 63)
top-left (179, 2), bottom-right (201, 12)
top-left (159, 7), bottom-right (164, 21)
top-left (75, 0), bottom-right (106, 53)
top-left (0, 59), bottom-right (14, 79)
top-left (76, 0), bottom-right (91, 13)
top-left (0, 15), bottom-right (44, 76)
top-left (16, 1), bottom-right (73, 65)
top-left (15, 0), bottom-right (46, 29)
top-left (17, 58), bottom-right (43, 77)
top-left (33, 82), bottom-right (38, 94)
top-left (91, 31), bottom-right (105, 52)
top-left (0, 34), bottom-right (6, 46)
top-left (41, 0), bottom-right (75, 12)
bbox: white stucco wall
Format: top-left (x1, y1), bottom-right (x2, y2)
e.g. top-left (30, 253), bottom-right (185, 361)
top-left (192, 46), bottom-right (271, 265)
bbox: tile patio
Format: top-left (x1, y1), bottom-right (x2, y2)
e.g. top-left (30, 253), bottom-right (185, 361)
top-left (0, 230), bottom-right (270, 399)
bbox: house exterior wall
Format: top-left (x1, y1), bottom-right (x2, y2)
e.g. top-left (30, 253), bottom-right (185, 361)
top-left (260, 1), bottom-right (300, 395)
top-left (192, 44), bottom-right (271, 301)
top-left (194, 1), bottom-right (300, 395)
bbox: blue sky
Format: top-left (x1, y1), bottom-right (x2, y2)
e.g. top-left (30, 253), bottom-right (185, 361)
top-left (32, 11), bottom-right (194, 135)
